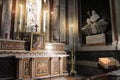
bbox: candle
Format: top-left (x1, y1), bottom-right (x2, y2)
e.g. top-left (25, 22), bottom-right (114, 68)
top-left (19, 4), bottom-right (23, 31)
top-left (71, 24), bottom-right (74, 48)
top-left (43, 10), bottom-right (47, 33)
top-left (44, 0), bottom-right (47, 3)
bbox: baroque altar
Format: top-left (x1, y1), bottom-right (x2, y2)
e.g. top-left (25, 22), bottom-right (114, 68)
top-left (0, 40), bottom-right (68, 80)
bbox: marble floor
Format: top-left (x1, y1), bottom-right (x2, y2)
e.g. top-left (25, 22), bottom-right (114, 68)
top-left (40, 74), bottom-right (111, 80)
top-left (41, 76), bottom-right (84, 80)
top-left (41, 76), bottom-right (74, 80)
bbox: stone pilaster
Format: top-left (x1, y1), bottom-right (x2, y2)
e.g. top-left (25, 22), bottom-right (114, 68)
top-left (1, 0), bottom-right (12, 39)
top-left (115, 0), bottom-right (120, 50)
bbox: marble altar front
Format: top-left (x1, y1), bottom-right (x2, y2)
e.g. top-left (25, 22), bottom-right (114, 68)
top-left (0, 51), bottom-right (68, 80)
top-left (0, 40), bottom-right (68, 80)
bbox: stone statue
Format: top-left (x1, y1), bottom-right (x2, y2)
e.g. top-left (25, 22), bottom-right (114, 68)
top-left (86, 18), bottom-right (92, 25)
top-left (90, 10), bottom-right (100, 22)
top-left (81, 10), bottom-right (108, 35)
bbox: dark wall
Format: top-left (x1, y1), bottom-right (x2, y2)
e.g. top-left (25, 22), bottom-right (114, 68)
top-left (80, 0), bottom-right (111, 26)
top-left (75, 50), bottom-right (120, 77)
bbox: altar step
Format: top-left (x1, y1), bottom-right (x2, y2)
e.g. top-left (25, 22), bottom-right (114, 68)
top-left (40, 76), bottom-right (86, 80)
top-left (41, 76), bottom-right (75, 80)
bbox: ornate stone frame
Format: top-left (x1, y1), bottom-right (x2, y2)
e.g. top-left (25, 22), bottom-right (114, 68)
top-left (30, 32), bottom-right (45, 51)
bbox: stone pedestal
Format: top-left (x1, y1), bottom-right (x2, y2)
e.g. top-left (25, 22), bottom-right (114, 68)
top-left (86, 33), bottom-right (106, 46)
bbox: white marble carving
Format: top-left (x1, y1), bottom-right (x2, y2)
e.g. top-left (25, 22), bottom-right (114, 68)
top-left (90, 10), bottom-right (100, 22)
top-left (81, 10), bottom-right (108, 35)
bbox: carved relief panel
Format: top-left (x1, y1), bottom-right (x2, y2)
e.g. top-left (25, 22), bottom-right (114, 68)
top-left (34, 58), bottom-right (50, 78)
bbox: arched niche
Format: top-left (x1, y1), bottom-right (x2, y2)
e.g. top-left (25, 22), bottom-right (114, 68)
top-left (78, 0), bottom-right (118, 51)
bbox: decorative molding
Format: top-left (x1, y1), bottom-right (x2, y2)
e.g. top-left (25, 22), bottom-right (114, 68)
top-left (78, 45), bottom-right (116, 51)
top-left (77, 40), bottom-right (120, 51)
top-left (76, 60), bottom-right (98, 67)
top-left (117, 41), bottom-right (120, 50)
top-left (0, 39), bottom-right (25, 42)
top-left (0, 50), bottom-right (68, 58)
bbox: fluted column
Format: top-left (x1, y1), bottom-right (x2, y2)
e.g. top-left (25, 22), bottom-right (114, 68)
top-left (1, 0), bottom-right (12, 39)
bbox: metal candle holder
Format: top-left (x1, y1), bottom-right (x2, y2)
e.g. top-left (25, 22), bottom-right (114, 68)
top-left (70, 48), bottom-right (77, 76)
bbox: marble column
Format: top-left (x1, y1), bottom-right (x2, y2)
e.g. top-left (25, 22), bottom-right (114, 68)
top-left (60, 0), bottom-right (66, 42)
top-left (115, 0), bottom-right (120, 50)
top-left (68, 0), bottom-right (75, 48)
top-left (1, 0), bottom-right (12, 39)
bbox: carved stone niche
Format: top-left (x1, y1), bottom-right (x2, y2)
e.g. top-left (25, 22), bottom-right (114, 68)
top-left (78, 0), bottom-right (118, 51)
